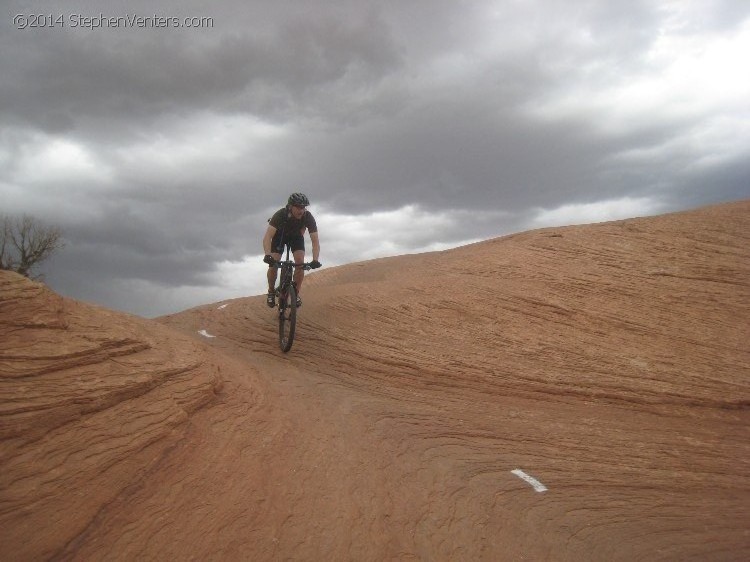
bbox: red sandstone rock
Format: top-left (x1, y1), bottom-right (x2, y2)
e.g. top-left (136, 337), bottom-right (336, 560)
top-left (2, 201), bottom-right (748, 560)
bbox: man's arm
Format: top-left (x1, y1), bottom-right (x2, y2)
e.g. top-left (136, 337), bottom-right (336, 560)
top-left (263, 225), bottom-right (277, 255)
top-left (310, 231), bottom-right (320, 262)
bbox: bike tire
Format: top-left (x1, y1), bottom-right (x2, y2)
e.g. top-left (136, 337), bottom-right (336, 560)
top-left (278, 284), bottom-right (297, 352)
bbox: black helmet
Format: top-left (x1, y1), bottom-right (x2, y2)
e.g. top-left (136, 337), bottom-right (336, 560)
top-left (288, 192), bottom-right (310, 207)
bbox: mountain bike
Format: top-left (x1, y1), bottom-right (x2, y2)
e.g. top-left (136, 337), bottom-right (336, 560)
top-left (273, 247), bottom-right (313, 352)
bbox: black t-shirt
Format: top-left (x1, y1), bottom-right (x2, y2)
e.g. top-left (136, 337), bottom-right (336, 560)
top-left (268, 207), bottom-right (318, 238)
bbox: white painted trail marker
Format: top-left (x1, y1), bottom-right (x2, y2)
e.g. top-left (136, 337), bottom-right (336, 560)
top-left (511, 469), bottom-right (548, 492)
top-left (198, 329), bottom-right (216, 338)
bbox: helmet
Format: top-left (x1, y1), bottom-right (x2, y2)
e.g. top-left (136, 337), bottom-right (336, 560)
top-left (288, 192), bottom-right (310, 207)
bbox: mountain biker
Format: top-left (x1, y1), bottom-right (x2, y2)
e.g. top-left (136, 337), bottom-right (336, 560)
top-left (263, 192), bottom-right (321, 308)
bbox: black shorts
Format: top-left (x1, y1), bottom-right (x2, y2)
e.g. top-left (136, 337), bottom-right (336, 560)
top-left (271, 231), bottom-right (305, 254)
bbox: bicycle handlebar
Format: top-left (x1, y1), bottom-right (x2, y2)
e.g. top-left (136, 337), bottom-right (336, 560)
top-left (273, 260), bottom-right (315, 270)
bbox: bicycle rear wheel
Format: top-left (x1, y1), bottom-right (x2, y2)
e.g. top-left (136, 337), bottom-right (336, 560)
top-left (278, 284), bottom-right (297, 352)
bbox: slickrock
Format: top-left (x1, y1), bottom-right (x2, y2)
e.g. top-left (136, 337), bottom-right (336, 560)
top-left (2, 201), bottom-right (749, 560)
top-left (0, 273), bottom-right (223, 560)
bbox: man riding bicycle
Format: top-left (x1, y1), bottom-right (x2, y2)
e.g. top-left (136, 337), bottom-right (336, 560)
top-left (263, 192), bottom-right (321, 308)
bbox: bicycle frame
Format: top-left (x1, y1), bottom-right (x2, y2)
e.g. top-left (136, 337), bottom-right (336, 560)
top-left (273, 246), bottom-right (312, 352)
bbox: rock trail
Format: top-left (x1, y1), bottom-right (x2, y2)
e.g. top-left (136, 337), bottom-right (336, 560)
top-left (1, 201), bottom-right (749, 560)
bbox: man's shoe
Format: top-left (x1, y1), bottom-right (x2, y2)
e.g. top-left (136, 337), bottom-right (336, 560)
top-left (266, 292), bottom-right (275, 308)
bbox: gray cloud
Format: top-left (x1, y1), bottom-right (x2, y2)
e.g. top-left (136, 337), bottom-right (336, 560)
top-left (2, 0), bottom-right (749, 316)
top-left (2, 2), bottom-right (403, 135)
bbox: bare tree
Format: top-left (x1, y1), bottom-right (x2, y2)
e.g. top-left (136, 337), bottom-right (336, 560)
top-left (0, 215), bottom-right (64, 279)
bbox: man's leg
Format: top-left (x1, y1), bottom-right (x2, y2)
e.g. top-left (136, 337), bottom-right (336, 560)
top-left (266, 252), bottom-right (282, 308)
top-left (293, 250), bottom-right (305, 293)
top-left (266, 252), bottom-right (282, 292)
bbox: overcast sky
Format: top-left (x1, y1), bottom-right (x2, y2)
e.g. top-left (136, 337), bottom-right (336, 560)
top-left (2, 0), bottom-right (748, 317)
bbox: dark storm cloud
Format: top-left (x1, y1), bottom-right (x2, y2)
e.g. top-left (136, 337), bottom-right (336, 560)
top-left (2, 0), bottom-right (749, 316)
top-left (1, 2), bottom-right (402, 136)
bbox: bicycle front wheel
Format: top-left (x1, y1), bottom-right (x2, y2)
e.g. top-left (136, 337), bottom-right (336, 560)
top-left (278, 284), bottom-right (297, 352)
